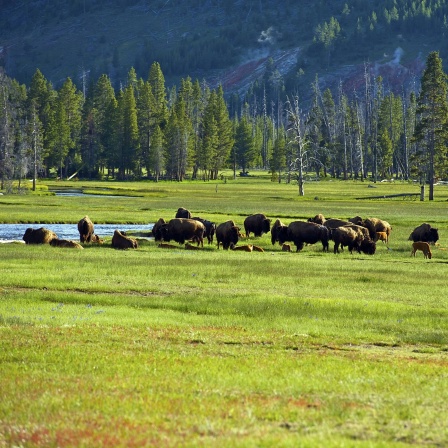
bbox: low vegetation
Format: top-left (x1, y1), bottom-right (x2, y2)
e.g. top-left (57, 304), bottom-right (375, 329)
top-left (1, 177), bottom-right (447, 447)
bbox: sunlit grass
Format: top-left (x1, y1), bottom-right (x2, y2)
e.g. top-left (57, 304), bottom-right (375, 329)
top-left (1, 177), bottom-right (447, 446)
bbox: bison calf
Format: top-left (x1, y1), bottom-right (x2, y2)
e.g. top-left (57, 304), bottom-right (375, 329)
top-left (230, 243), bottom-right (253, 252)
top-left (375, 231), bottom-right (388, 243)
top-left (411, 241), bottom-right (432, 259)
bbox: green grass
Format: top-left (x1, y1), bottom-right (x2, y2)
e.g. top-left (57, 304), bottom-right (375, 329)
top-left (1, 176), bottom-right (447, 447)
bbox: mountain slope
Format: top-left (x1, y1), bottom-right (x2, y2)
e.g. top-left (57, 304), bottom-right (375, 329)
top-left (0, 0), bottom-right (446, 100)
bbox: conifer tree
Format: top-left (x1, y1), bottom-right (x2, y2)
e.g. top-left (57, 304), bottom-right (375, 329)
top-left (148, 62), bottom-right (168, 130)
top-left (413, 51), bottom-right (448, 200)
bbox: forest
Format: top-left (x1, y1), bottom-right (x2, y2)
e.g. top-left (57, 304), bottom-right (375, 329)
top-left (1, 50), bottom-right (447, 201)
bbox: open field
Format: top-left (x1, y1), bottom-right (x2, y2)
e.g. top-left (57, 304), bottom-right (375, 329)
top-left (1, 176), bottom-right (447, 447)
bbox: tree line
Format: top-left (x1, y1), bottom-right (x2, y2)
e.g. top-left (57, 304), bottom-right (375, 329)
top-left (0, 52), bottom-right (447, 199)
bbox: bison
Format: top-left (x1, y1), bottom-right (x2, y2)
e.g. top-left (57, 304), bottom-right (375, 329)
top-left (159, 218), bottom-right (205, 247)
top-left (230, 243), bottom-right (253, 252)
top-left (244, 213), bottom-right (271, 238)
top-left (363, 218), bottom-right (392, 241)
top-left (271, 218), bottom-right (288, 245)
top-left (77, 215), bottom-right (94, 243)
top-left (23, 227), bottom-right (58, 245)
top-left (216, 220), bottom-right (240, 250)
top-left (348, 215), bottom-right (364, 226)
top-left (152, 218), bottom-right (167, 241)
top-left (279, 221), bottom-right (331, 252)
top-left (50, 239), bottom-right (84, 249)
top-left (111, 230), bottom-right (138, 249)
top-left (409, 223), bottom-right (439, 244)
top-left (411, 241), bottom-right (432, 259)
top-left (175, 207), bottom-right (192, 219)
top-left (332, 227), bottom-right (363, 254)
top-left (192, 217), bottom-right (216, 244)
top-left (307, 214), bottom-right (326, 225)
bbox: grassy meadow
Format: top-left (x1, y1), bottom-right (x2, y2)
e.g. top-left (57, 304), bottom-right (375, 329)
top-left (1, 174), bottom-right (447, 447)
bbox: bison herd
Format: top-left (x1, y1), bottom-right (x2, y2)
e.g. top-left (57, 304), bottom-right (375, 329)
top-left (21, 209), bottom-right (440, 259)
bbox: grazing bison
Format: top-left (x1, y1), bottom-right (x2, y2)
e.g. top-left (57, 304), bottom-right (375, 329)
top-left (111, 230), bottom-right (138, 249)
top-left (279, 221), bottom-right (331, 252)
top-left (358, 238), bottom-right (376, 255)
top-left (216, 220), bottom-right (240, 250)
top-left (409, 223), bottom-right (439, 244)
top-left (282, 243), bottom-right (291, 252)
top-left (271, 219), bottom-right (288, 245)
top-left (332, 227), bottom-right (362, 254)
top-left (363, 218), bottom-right (392, 241)
top-left (50, 239), bottom-right (84, 249)
top-left (175, 207), bottom-right (192, 219)
top-left (411, 241), bottom-right (432, 259)
top-left (77, 215), bottom-right (95, 243)
top-left (152, 218), bottom-right (166, 241)
top-left (23, 227), bottom-right (58, 245)
top-left (244, 213), bottom-right (271, 238)
top-left (348, 216), bottom-right (364, 226)
top-left (159, 218), bottom-right (205, 247)
top-left (192, 217), bottom-right (216, 244)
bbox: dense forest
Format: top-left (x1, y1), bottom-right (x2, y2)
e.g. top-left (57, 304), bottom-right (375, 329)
top-left (1, 51), bottom-right (447, 200)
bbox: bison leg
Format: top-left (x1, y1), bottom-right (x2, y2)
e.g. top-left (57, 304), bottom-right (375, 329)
top-left (295, 241), bottom-right (305, 252)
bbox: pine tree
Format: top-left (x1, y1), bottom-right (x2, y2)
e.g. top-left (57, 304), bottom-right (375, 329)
top-left (234, 115), bottom-right (256, 176)
top-left (413, 51), bottom-right (448, 200)
top-left (148, 62), bottom-right (168, 130)
top-left (27, 69), bottom-right (56, 174)
top-left (116, 85), bottom-right (140, 179)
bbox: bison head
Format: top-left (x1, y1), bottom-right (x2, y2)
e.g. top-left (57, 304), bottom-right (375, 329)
top-left (428, 228), bottom-right (439, 244)
top-left (360, 239), bottom-right (376, 255)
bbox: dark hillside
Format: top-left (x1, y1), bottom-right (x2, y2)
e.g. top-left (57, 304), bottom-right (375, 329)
top-left (1, 0), bottom-right (447, 101)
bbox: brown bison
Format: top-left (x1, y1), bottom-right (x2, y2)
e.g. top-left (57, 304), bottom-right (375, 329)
top-left (363, 218), bottom-right (392, 240)
top-left (50, 239), bottom-right (84, 249)
top-left (175, 207), bottom-right (192, 219)
top-left (152, 218), bottom-right (166, 241)
top-left (78, 215), bottom-right (95, 243)
top-left (348, 216), bottom-right (364, 226)
top-left (23, 227), bottom-right (58, 244)
top-left (158, 218), bottom-right (205, 247)
top-left (192, 217), bottom-right (216, 244)
top-left (278, 221), bottom-right (331, 252)
top-left (338, 224), bottom-right (376, 255)
top-left (409, 223), bottom-right (439, 244)
top-left (332, 227), bottom-right (363, 254)
top-left (411, 241), bottom-right (432, 259)
top-left (111, 230), bottom-right (138, 249)
top-left (375, 231), bottom-right (388, 243)
top-left (308, 214), bottom-right (326, 225)
top-left (323, 218), bottom-right (351, 229)
top-left (282, 243), bottom-right (291, 252)
top-left (271, 218), bottom-right (288, 245)
top-left (244, 213), bottom-right (271, 238)
top-left (216, 220), bottom-right (240, 250)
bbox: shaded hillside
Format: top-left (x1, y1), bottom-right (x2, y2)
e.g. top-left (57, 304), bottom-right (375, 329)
top-left (0, 0), bottom-right (447, 102)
